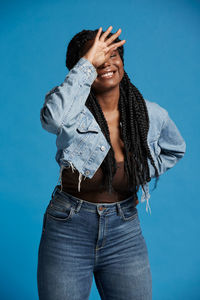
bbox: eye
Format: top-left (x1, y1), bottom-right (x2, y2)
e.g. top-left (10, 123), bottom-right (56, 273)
top-left (111, 54), bottom-right (116, 58)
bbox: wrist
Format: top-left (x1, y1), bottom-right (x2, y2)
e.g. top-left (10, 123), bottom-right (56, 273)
top-left (83, 55), bottom-right (95, 67)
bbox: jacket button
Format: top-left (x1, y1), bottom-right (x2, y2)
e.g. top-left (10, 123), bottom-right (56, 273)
top-left (85, 170), bottom-right (90, 176)
top-left (100, 145), bottom-right (105, 151)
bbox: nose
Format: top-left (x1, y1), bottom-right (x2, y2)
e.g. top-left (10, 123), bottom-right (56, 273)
top-left (99, 58), bottom-right (112, 69)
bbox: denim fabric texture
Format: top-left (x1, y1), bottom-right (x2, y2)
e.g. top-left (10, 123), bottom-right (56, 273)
top-left (40, 57), bottom-right (186, 213)
top-left (37, 185), bottom-right (152, 300)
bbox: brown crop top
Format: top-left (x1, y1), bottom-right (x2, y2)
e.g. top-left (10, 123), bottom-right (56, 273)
top-left (60, 161), bottom-right (138, 204)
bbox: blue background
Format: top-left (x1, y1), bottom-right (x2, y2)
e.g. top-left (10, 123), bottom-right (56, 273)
top-left (1, 0), bottom-right (199, 299)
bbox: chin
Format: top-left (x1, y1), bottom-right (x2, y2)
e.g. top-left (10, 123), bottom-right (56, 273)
top-left (92, 83), bottom-right (119, 93)
top-left (92, 79), bottom-right (121, 91)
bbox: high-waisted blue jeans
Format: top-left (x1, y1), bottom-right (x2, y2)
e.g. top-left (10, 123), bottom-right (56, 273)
top-left (37, 185), bottom-right (152, 300)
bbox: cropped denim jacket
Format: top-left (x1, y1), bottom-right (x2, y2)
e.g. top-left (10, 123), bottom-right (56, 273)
top-left (40, 57), bottom-right (186, 213)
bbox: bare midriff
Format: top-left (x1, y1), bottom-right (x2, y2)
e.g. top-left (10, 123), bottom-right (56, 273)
top-left (60, 108), bottom-right (139, 204)
top-left (60, 161), bottom-right (138, 203)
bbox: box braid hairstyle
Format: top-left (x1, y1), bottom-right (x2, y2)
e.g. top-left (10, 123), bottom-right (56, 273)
top-left (65, 29), bottom-right (160, 196)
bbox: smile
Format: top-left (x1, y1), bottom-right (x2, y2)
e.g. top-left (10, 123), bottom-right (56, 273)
top-left (99, 71), bottom-right (116, 79)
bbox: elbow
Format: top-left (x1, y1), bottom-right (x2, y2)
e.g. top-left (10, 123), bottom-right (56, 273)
top-left (168, 135), bottom-right (187, 160)
top-left (177, 139), bottom-right (186, 159)
top-left (40, 107), bottom-right (60, 134)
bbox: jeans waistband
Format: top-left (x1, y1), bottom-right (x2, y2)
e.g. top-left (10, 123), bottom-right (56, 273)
top-left (51, 185), bottom-right (137, 214)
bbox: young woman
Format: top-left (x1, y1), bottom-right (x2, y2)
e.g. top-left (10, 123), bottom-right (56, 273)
top-left (37, 26), bottom-right (186, 300)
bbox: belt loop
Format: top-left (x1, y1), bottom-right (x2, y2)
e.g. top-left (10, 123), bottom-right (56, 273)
top-left (116, 202), bottom-right (122, 216)
top-left (74, 199), bottom-right (83, 213)
top-left (51, 185), bottom-right (58, 199)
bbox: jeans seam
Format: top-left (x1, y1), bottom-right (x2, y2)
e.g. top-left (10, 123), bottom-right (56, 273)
top-left (95, 274), bottom-right (107, 300)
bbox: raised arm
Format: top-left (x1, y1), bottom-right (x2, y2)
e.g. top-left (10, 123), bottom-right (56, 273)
top-left (40, 58), bottom-right (97, 134)
top-left (40, 26), bottom-right (126, 135)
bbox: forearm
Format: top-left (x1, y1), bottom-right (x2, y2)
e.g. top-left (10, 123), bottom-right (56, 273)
top-left (40, 57), bottom-right (97, 134)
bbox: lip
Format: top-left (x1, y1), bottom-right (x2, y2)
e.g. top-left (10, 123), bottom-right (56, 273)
top-left (97, 70), bottom-right (117, 78)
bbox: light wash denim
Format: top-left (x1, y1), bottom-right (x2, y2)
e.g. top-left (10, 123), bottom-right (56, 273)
top-left (37, 185), bottom-right (152, 300)
top-left (40, 57), bottom-right (186, 213)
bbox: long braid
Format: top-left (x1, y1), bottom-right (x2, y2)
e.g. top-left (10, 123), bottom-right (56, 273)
top-left (120, 80), bottom-right (143, 192)
top-left (86, 90), bottom-right (117, 193)
top-left (122, 71), bottom-right (160, 190)
top-left (65, 28), bottom-right (160, 197)
top-left (118, 86), bottom-right (132, 183)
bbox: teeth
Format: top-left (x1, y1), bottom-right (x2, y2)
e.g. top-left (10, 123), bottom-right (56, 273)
top-left (101, 72), bottom-right (114, 78)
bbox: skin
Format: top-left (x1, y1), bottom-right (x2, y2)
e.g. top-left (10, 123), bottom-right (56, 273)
top-left (82, 26), bottom-right (139, 205)
top-left (81, 27), bottom-right (126, 162)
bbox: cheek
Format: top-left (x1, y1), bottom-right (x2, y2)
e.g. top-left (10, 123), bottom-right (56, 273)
top-left (119, 68), bottom-right (124, 80)
top-left (116, 61), bottom-right (124, 76)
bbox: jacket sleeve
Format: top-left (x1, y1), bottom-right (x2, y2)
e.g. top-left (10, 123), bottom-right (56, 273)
top-left (154, 110), bottom-right (186, 176)
top-left (40, 57), bottom-right (97, 134)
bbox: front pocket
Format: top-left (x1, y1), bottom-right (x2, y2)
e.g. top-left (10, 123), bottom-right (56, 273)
top-left (120, 205), bottom-right (138, 221)
top-left (46, 195), bottom-right (75, 222)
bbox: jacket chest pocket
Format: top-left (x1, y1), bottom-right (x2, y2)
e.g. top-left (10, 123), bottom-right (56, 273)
top-left (63, 116), bottom-right (100, 159)
top-left (76, 116), bottom-right (99, 145)
top-left (59, 110), bottom-right (111, 171)
top-left (76, 119), bottom-right (99, 135)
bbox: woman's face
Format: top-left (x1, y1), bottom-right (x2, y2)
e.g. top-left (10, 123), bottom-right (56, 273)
top-left (81, 39), bottom-right (124, 94)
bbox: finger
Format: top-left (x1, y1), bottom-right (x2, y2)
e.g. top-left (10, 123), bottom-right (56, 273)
top-left (107, 40), bottom-right (126, 51)
top-left (105, 28), bottom-right (122, 46)
top-left (95, 27), bottom-right (102, 41)
top-left (99, 25), bottom-right (113, 42)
